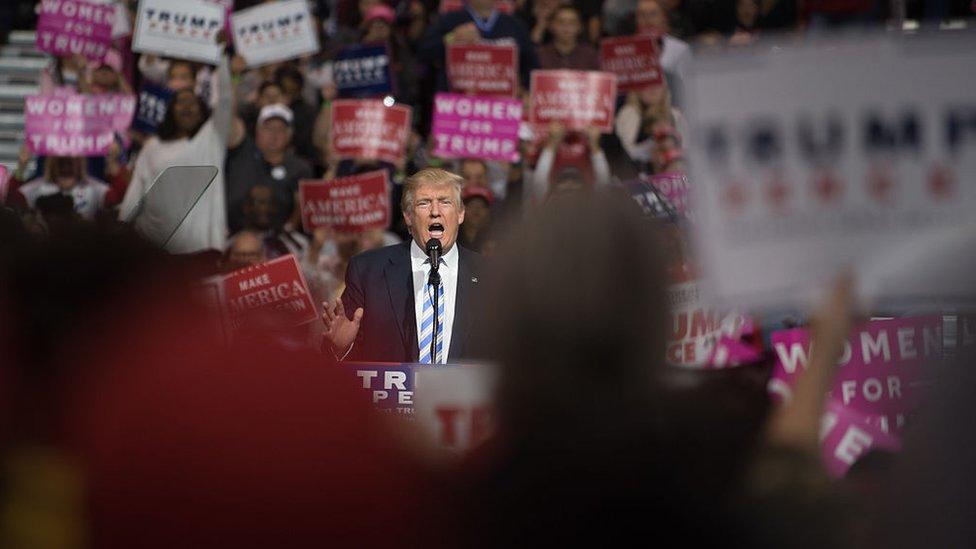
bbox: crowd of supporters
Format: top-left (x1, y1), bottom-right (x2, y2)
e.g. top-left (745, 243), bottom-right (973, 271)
top-left (0, 0), bottom-right (975, 547)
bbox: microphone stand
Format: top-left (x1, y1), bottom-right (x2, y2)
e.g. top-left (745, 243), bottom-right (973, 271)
top-left (428, 265), bottom-right (441, 364)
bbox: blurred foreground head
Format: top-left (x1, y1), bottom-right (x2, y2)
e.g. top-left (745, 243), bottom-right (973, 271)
top-left (481, 190), bottom-right (669, 432)
top-left (0, 222), bottom-right (435, 548)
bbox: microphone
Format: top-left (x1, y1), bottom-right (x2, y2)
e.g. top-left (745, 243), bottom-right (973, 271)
top-left (425, 238), bottom-right (443, 272)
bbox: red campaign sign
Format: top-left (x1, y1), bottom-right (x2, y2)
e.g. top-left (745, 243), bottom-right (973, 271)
top-left (439, 0), bottom-right (514, 14)
top-left (529, 70), bottom-right (617, 132)
top-left (220, 255), bottom-right (318, 329)
top-left (447, 43), bottom-right (519, 97)
top-left (299, 170), bottom-right (390, 233)
top-left (600, 35), bottom-right (663, 92)
top-left (330, 99), bottom-right (412, 164)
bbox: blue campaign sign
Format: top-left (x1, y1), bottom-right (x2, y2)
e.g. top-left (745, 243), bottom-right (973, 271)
top-left (133, 83), bottom-right (174, 134)
top-left (344, 362), bottom-right (421, 415)
top-left (333, 44), bottom-right (393, 98)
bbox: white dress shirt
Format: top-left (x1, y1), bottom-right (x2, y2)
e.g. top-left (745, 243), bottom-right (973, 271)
top-left (411, 239), bottom-right (459, 363)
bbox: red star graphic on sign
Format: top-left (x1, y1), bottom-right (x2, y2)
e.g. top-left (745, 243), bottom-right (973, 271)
top-left (269, 32), bottom-right (277, 39)
top-left (867, 168), bottom-right (894, 203)
top-left (190, 29), bottom-right (198, 37)
top-left (766, 178), bottom-right (790, 210)
top-left (927, 165), bottom-right (952, 199)
top-left (176, 27), bottom-right (184, 34)
top-left (813, 173), bottom-right (841, 203)
top-left (722, 182), bottom-right (747, 213)
top-left (203, 30), bottom-right (212, 38)
top-left (149, 22), bottom-right (157, 29)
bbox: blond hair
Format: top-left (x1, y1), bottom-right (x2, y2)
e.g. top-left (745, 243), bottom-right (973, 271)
top-left (401, 168), bottom-right (465, 212)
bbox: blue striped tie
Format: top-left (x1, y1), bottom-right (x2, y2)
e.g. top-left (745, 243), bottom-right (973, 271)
top-left (418, 280), bottom-right (444, 364)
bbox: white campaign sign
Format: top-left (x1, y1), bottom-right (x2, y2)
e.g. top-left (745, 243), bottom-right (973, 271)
top-left (413, 364), bottom-right (496, 454)
top-left (132, 0), bottom-right (225, 64)
top-left (687, 32), bottom-right (976, 311)
top-left (232, 0), bottom-right (319, 67)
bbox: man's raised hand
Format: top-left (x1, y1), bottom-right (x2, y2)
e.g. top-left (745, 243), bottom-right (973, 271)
top-left (321, 299), bottom-right (363, 354)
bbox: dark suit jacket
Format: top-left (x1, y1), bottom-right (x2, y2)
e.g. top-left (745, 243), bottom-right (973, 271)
top-left (337, 241), bottom-right (483, 363)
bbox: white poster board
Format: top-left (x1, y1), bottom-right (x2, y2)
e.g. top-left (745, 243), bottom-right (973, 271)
top-left (413, 364), bottom-right (496, 453)
top-left (132, 0), bottom-right (225, 64)
top-left (686, 32), bottom-right (976, 312)
top-left (232, 0), bottom-right (319, 67)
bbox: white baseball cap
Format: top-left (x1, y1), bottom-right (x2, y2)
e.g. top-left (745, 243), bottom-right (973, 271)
top-left (257, 103), bottom-right (294, 126)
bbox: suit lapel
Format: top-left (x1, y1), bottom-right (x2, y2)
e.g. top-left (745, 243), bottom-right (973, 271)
top-left (449, 247), bottom-right (477, 361)
top-left (384, 242), bottom-right (418, 361)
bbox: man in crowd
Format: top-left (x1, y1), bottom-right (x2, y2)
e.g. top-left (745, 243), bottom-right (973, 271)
top-left (226, 104), bottom-right (313, 234)
top-left (321, 168), bottom-right (484, 363)
top-left (537, 5), bottom-right (600, 70)
top-left (417, 0), bottom-right (540, 93)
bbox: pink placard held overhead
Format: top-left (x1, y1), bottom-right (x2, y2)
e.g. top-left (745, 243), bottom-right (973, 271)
top-left (600, 35), bottom-right (663, 92)
top-left (819, 398), bottom-right (902, 479)
top-left (768, 316), bottom-right (942, 429)
top-left (330, 100), bottom-right (412, 164)
top-left (219, 255), bottom-right (318, 332)
top-left (299, 170), bottom-right (390, 234)
top-left (529, 70), bottom-right (617, 132)
top-left (447, 44), bottom-right (519, 97)
top-left (431, 93), bottom-right (523, 162)
top-left (36, 0), bottom-right (114, 62)
top-left (25, 93), bottom-right (136, 156)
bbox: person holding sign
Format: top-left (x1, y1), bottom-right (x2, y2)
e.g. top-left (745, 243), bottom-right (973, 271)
top-left (418, 0), bottom-right (539, 93)
top-left (321, 168), bottom-right (484, 364)
top-left (119, 43), bottom-right (238, 253)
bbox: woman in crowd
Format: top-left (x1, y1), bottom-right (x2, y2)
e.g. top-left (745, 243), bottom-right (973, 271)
top-left (118, 52), bottom-right (237, 253)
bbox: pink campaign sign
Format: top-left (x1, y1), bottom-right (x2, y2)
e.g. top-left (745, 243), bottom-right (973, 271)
top-left (36, 0), bottom-right (114, 62)
top-left (767, 316), bottom-right (942, 477)
top-left (26, 93), bottom-right (136, 156)
top-left (768, 316), bottom-right (941, 422)
top-left (431, 93), bottom-right (523, 163)
top-left (819, 398), bottom-right (901, 478)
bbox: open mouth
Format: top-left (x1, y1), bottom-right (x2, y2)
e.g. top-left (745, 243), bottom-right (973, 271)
top-left (428, 223), bottom-right (444, 239)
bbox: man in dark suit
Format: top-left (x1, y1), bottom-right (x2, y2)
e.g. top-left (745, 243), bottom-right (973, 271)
top-left (321, 168), bottom-right (483, 363)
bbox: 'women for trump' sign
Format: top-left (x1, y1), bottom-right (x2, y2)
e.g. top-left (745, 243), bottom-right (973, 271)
top-left (25, 93), bottom-right (136, 156)
top-left (431, 93), bottom-right (522, 162)
top-left (36, 0), bottom-right (114, 61)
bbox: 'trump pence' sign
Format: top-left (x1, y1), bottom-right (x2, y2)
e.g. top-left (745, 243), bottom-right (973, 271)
top-left (36, 0), bottom-right (114, 61)
top-left (431, 93), bottom-right (522, 162)
top-left (232, 0), bottom-right (319, 67)
top-left (334, 44), bottom-right (392, 98)
top-left (133, 0), bottom-right (225, 64)
top-left (345, 363), bottom-right (419, 415)
top-left (687, 32), bottom-right (976, 310)
top-left (414, 364), bottom-right (496, 453)
top-left (529, 70), bottom-right (617, 132)
top-left (330, 100), bottom-right (412, 164)
top-left (299, 170), bottom-right (390, 233)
